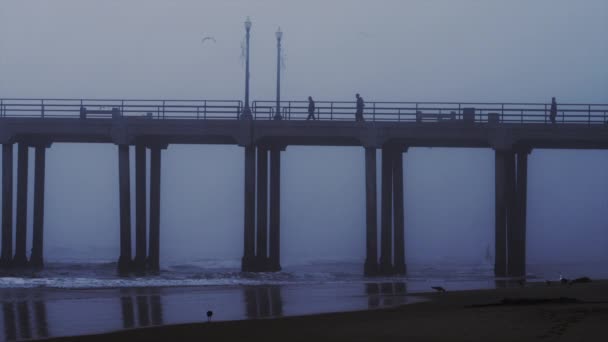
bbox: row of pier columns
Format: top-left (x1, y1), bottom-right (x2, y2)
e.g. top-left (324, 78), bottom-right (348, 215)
top-left (495, 147), bottom-right (530, 278)
top-left (242, 145), bottom-right (283, 272)
top-left (364, 145), bottom-right (407, 276)
top-left (117, 143), bottom-right (164, 274)
top-left (0, 142), bottom-right (49, 269)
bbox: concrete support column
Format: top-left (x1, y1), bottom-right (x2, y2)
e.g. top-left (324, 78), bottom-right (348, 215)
top-left (30, 146), bottom-right (47, 268)
top-left (268, 147), bottom-right (282, 272)
top-left (148, 147), bottom-right (161, 271)
top-left (256, 146), bottom-right (268, 270)
top-left (242, 145), bottom-right (256, 272)
top-left (364, 147), bottom-right (378, 276)
top-left (508, 149), bottom-right (529, 277)
top-left (379, 146), bottom-right (394, 275)
top-left (392, 148), bottom-right (406, 275)
top-left (118, 145), bottom-right (132, 274)
top-left (13, 143), bottom-right (29, 267)
top-left (134, 145), bottom-right (147, 271)
top-left (1, 144), bottom-right (13, 267)
top-left (505, 151), bottom-right (517, 277)
top-left (494, 150), bottom-right (508, 277)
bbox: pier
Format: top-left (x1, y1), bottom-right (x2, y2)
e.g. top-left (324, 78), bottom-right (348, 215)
top-left (0, 98), bottom-right (607, 277)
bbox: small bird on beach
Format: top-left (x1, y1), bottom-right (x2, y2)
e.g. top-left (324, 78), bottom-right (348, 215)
top-left (206, 310), bottom-right (213, 322)
top-left (569, 276), bottom-right (591, 286)
top-left (431, 286), bottom-right (446, 293)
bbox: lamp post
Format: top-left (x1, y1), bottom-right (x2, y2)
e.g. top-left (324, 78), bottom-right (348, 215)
top-left (241, 17), bottom-right (253, 119)
top-left (274, 27), bottom-right (283, 120)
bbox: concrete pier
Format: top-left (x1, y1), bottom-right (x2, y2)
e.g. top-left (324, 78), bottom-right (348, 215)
top-left (0, 144), bottom-right (13, 267)
top-left (13, 143), bottom-right (29, 267)
top-left (508, 148), bottom-right (530, 277)
top-left (148, 146), bottom-right (162, 271)
top-left (268, 146), bottom-right (282, 272)
top-left (30, 145), bottom-right (48, 268)
top-left (494, 150), bottom-right (508, 277)
top-left (256, 146), bottom-right (269, 270)
top-left (242, 145), bottom-right (256, 272)
top-left (392, 148), bottom-right (406, 274)
top-left (134, 144), bottom-right (147, 271)
top-left (364, 147), bottom-right (378, 276)
top-left (379, 146), bottom-right (394, 275)
top-left (118, 145), bottom-right (132, 274)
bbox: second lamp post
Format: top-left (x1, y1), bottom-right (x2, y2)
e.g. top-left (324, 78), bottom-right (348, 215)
top-left (274, 27), bottom-right (283, 120)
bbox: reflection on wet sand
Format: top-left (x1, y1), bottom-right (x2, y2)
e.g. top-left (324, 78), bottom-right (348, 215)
top-left (244, 286), bottom-right (283, 319)
top-left (365, 282), bottom-right (408, 308)
top-left (120, 288), bottom-right (163, 329)
top-left (2, 290), bottom-right (48, 341)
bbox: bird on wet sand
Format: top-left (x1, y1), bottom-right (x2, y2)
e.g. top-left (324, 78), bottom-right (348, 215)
top-left (431, 286), bottom-right (446, 293)
top-left (206, 310), bottom-right (213, 322)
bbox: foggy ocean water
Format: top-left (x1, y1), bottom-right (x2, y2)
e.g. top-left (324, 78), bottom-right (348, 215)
top-left (0, 260), bottom-right (607, 340)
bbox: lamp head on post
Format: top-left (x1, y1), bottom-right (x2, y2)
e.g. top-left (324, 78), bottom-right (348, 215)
top-left (276, 27), bottom-right (283, 41)
top-left (245, 17), bottom-right (252, 31)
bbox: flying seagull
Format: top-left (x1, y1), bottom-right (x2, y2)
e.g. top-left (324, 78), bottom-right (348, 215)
top-left (202, 36), bottom-right (217, 44)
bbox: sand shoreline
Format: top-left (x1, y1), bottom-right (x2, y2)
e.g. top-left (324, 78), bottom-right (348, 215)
top-left (36, 280), bottom-right (608, 341)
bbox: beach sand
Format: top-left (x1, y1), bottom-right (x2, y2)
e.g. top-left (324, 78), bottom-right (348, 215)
top-left (39, 280), bottom-right (608, 342)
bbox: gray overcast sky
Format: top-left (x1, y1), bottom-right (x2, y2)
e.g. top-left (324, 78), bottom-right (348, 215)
top-left (0, 1), bottom-right (606, 268)
top-left (1, 0), bottom-right (606, 102)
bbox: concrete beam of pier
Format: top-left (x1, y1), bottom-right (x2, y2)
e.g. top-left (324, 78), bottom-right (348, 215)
top-left (118, 145), bottom-right (132, 274)
top-left (13, 143), bottom-right (29, 267)
top-left (134, 144), bottom-right (147, 271)
top-left (364, 147), bottom-right (378, 276)
top-left (508, 148), bottom-right (530, 277)
top-left (242, 145), bottom-right (256, 272)
top-left (30, 146), bottom-right (48, 268)
top-left (379, 146), bottom-right (394, 275)
top-left (392, 147), bottom-right (406, 275)
top-left (256, 146), bottom-right (269, 270)
top-left (148, 146), bottom-right (162, 271)
top-left (268, 146), bottom-right (282, 272)
top-left (494, 150), bottom-right (508, 277)
top-left (0, 144), bottom-right (13, 267)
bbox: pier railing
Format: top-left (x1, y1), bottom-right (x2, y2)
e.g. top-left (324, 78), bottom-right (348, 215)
top-left (1, 98), bottom-right (607, 125)
top-left (0, 99), bottom-right (243, 120)
top-left (253, 101), bottom-right (608, 125)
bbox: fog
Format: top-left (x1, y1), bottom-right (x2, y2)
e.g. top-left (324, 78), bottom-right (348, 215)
top-left (0, 1), bottom-right (607, 268)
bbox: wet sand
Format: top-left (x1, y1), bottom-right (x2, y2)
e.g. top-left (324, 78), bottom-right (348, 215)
top-left (39, 280), bottom-right (608, 342)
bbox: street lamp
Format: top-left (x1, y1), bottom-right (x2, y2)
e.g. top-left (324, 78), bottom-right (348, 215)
top-left (274, 27), bottom-right (283, 120)
top-left (241, 17), bottom-right (253, 119)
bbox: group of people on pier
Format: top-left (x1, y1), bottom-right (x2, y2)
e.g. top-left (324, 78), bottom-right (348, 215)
top-left (305, 95), bottom-right (559, 123)
top-left (306, 93), bottom-right (365, 121)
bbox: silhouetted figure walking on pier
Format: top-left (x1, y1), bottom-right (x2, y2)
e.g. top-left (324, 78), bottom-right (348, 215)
top-left (355, 93), bottom-right (365, 122)
top-left (549, 97), bottom-right (557, 124)
top-left (307, 96), bottom-right (316, 120)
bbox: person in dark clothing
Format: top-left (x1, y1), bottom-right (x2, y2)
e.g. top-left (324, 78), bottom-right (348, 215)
top-left (549, 97), bottom-right (557, 124)
top-left (355, 93), bottom-right (365, 122)
top-left (307, 96), bottom-right (316, 120)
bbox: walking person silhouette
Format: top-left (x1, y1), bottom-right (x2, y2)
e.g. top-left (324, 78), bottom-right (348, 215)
top-left (307, 96), bottom-right (316, 120)
top-left (549, 97), bottom-right (557, 124)
top-left (355, 93), bottom-right (365, 122)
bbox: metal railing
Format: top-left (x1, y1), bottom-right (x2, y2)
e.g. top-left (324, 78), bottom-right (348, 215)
top-left (0, 98), bottom-right (607, 126)
top-left (253, 100), bottom-right (608, 125)
top-left (0, 99), bottom-right (243, 120)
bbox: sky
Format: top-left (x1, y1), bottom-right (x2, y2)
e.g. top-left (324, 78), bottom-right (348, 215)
top-left (0, 0), bottom-right (607, 269)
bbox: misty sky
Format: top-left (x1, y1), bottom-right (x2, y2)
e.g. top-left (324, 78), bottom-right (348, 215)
top-left (0, 1), bottom-right (607, 269)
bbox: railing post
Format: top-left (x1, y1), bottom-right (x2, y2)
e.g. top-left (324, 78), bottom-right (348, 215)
top-left (162, 100), bottom-right (166, 119)
top-left (373, 103), bottom-right (376, 122)
top-left (330, 102), bottom-right (333, 121)
top-left (121, 100), bottom-right (125, 117)
top-left (398, 108), bottom-right (401, 122)
top-left (588, 104), bottom-right (591, 126)
top-left (196, 106), bottom-right (200, 119)
top-left (41, 99), bottom-right (45, 118)
top-left (501, 104), bottom-right (504, 123)
top-left (204, 100), bottom-right (207, 120)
